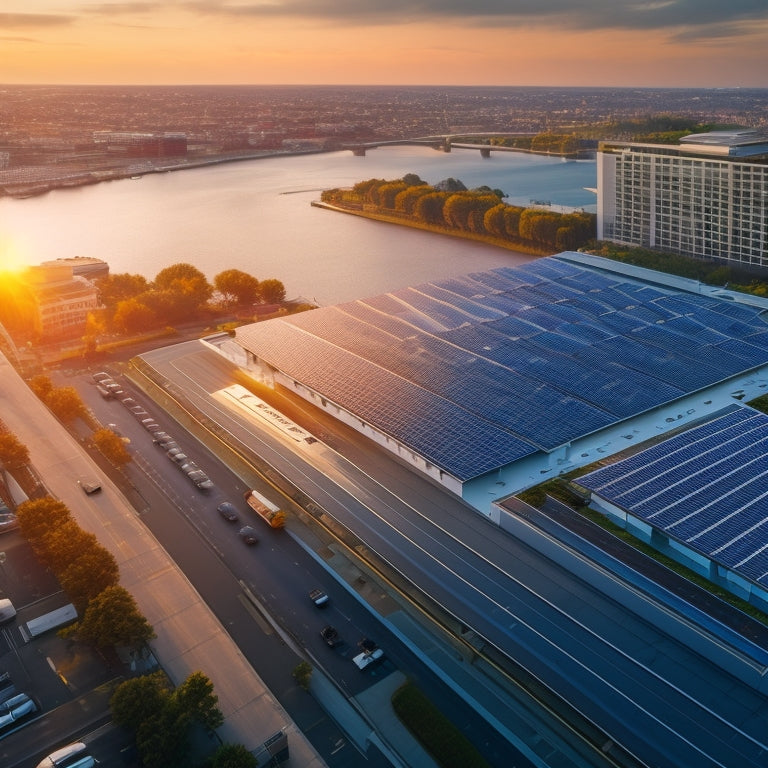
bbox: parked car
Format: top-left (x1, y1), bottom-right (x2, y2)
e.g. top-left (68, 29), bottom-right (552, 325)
top-left (91, 372), bottom-right (111, 384)
top-left (35, 741), bottom-right (95, 768)
top-left (0, 693), bottom-right (28, 715)
top-left (120, 396), bottom-right (137, 408)
top-left (0, 693), bottom-right (37, 730)
top-left (141, 418), bottom-right (160, 431)
top-left (216, 502), bottom-right (239, 522)
top-left (309, 589), bottom-right (329, 608)
top-left (238, 526), bottom-right (258, 545)
top-left (320, 625), bottom-right (340, 647)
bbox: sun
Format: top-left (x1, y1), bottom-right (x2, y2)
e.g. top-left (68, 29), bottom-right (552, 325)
top-left (0, 238), bottom-right (28, 273)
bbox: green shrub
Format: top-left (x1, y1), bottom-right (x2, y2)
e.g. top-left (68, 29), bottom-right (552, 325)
top-left (391, 682), bottom-right (489, 768)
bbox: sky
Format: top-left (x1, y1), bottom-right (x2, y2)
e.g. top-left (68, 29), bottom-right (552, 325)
top-left (2, 1), bottom-right (768, 87)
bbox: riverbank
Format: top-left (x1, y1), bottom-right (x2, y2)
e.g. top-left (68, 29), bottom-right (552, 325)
top-left (0, 148), bottom-right (325, 199)
top-left (311, 199), bottom-right (556, 258)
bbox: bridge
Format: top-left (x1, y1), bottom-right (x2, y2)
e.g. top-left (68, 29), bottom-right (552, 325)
top-left (345, 133), bottom-right (553, 157)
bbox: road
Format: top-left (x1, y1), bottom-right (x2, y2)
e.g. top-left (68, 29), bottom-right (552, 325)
top-left (60, 364), bottom-right (520, 767)
top-left (134, 339), bottom-right (768, 768)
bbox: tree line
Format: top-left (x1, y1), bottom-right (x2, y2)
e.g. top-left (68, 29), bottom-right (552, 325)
top-left (0, 263), bottom-right (288, 344)
top-left (320, 174), bottom-right (596, 253)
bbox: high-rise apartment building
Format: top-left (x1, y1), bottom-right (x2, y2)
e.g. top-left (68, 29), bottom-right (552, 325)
top-left (597, 130), bottom-right (768, 269)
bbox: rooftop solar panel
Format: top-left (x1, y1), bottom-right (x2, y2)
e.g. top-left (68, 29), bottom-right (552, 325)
top-left (235, 257), bottom-right (768, 486)
top-left (579, 407), bottom-right (768, 588)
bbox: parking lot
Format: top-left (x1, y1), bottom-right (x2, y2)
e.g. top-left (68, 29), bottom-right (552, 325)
top-left (0, 531), bottom-right (133, 768)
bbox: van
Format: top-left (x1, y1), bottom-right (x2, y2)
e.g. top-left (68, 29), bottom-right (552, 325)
top-left (0, 599), bottom-right (16, 623)
top-left (35, 742), bottom-right (95, 768)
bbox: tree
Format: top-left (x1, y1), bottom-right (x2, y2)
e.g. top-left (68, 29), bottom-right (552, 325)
top-left (136, 705), bottom-right (191, 768)
top-left (93, 427), bottom-right (131, 466)
top-left (210, 744), bottom-right (258, 768)
top-left (258, 279), bottom-right (286, 304)
top-left (173, 671), bottom-right (224, 731)
top-left (111, 672), bottom-right (171, 732)
top-left (96, 273), bottom-right (150, 308)
top-left (45, 386), bottom-right (87, 424)
top-left (39, 520), bottom-right (99, 574)
top-left (0, 431), bottom-right (30, 470)
top-left (154, 263), bottom-right (212, 309)
top-left (74, 585), bottom-right (156, 649)
top-left (59, 546), bottom-right (120, 614)
top-left (113, 298), bottom-right (157, 334)
top-left (414, 192), bottom-right (447, 225)
top-left (28, 374), bottom-right (54, 400)
top-left (15, 497), bottom-right (72, 545)
top-left (214, 270), bottom-right (260, 306)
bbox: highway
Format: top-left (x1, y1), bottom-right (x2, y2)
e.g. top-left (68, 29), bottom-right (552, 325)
top-left (136, 339), bottom-right (768, 768)
top-left (61, 362), bottom-right (519, 767)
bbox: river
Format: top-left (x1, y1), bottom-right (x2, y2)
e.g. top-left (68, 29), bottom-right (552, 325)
top-left (0, 146), bottom-right (596, 306)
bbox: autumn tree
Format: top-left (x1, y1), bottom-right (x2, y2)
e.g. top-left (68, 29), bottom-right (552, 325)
top-left (45, 386), bottom-right (87, 424)
top-left (394, 185), bottom-right (432, 215)
top-left (59, 546), bottom-right (120, 614)
top-left (93, 427), bottom-right (131, 467)
top-left (72, 584), bottom-right (156, 649)
top-left (258, 279), bottom-right (286, 304)
top-left (214, 269), bottom-right (260, 306)
top-left (113, 297), bottom-right (157, 334)
top-left (15, 497), bottom-right (72, 545)
top-left (40, 520), bottom-right (100, 574)
top-left (0, 431), bottom-right (30, 470)
top-left (153, 263), bottom-right (213, 317)
top-left (96, 273), bottom-right (150, 308)
top-left (414, 192), bottom-right (448, 225)
top-left (28, 374), bottom-right (54, 400)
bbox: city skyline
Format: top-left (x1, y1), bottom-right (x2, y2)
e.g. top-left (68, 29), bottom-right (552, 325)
top-left (3, 1), bottom-right (768, 87)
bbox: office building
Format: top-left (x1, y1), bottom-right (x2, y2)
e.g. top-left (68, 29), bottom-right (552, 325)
top-left (597, 130), bottom-right (768, 269)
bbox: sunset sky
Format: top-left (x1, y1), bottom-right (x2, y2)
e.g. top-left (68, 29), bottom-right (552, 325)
top-left (2, 1), bottom-right (768, 87)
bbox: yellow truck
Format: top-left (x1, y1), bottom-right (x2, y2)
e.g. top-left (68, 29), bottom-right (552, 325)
top-left (243, 488), bottom-right (286, 529)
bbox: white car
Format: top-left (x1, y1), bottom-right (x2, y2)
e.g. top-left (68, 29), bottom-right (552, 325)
top-left (0, 694), bottom-right (37, 730)
top-left (353, 647), bottom-right (384, 670)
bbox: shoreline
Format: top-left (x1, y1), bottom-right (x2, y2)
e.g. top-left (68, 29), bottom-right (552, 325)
top-left (0, 148), bottom-right (326, 200)
top-left (310, 199), bottom-right (556, 258)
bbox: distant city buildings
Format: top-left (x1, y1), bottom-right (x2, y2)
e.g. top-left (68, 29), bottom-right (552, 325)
top-left (92, 131), bottom-right (188, 158)
top-left (597, 130), bottom-right (768, 269)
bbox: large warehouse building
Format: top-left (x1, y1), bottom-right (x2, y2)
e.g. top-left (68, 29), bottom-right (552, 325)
top-left (226, 251), bottom-right (768, 515)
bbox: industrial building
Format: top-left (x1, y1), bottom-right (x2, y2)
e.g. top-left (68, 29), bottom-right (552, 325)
top-left (228, 251), bottom-right (768, 515)
top-left (597, 130), bottom-right (768, 269)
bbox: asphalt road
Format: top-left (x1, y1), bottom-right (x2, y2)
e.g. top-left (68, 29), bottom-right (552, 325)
top-left (59, 364), bottom-right (518, 767)
top-left (133, 339), bottom-right (768, 768)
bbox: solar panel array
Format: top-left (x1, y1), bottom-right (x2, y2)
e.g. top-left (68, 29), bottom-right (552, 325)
top-left (236, 256), bottom-right (768, 481)
top-left (579, 406), bottom-right (768, 587)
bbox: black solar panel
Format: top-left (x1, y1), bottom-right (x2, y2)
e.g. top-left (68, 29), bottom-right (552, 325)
top-left (579, 407), bottom-right (768, 587)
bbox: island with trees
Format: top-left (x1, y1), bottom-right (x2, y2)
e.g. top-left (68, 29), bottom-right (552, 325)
top-left (316, 174), bottom-right (597, 255)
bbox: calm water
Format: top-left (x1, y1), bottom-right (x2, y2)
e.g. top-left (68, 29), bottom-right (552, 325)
top-left (0, 146), bottom-right (596, 305)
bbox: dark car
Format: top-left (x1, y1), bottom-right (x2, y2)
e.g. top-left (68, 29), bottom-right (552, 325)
top-left (320, 625), bottom-right (340, 647)
top-left (217, 502), bottom-right (239, 522)
top-left (77, 479), bottom-right (102, 495)
top-left (238, 526), bottom-right (258, 545)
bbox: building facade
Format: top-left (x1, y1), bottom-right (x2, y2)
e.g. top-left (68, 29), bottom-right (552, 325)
top-left (25, 263), bottom-right (103, 341)
top-left (597, 130), bottom-right (768, 270)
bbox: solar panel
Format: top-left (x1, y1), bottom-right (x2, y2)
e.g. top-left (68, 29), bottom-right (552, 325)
top-left (579, 407), bottom-right (768, 588)
top-left (235, 256), bottom-right (768, 486)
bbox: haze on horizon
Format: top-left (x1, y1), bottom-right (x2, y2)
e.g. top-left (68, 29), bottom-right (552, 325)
top-left (2, 0), bottom-right (768, 88)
